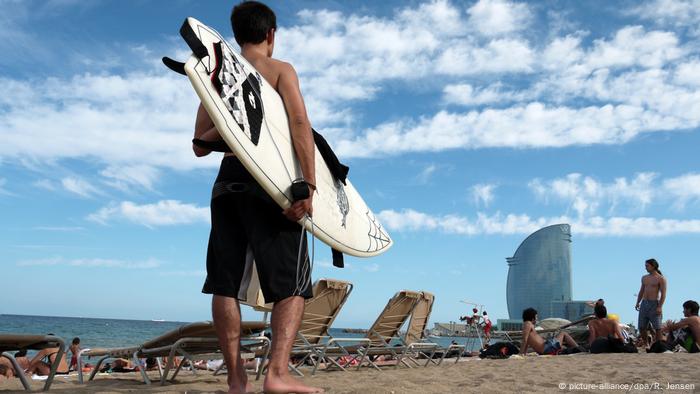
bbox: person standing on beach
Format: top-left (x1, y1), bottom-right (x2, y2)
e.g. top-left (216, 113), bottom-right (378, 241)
top-left (68, 337), bottom-right (81, 372)
top-left (195, 2), bottom-right (320, 393)
top-left (635, 258), bottom-right (666, 347)
top-left (482, 311), bottom-right (492, 344)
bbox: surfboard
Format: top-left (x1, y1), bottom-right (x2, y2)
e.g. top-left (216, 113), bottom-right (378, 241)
top-left (172, 17), bottom-right (392, 258)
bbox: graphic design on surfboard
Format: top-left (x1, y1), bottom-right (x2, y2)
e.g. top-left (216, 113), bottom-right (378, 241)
top-left (171, 17), bottom-right (392, 257)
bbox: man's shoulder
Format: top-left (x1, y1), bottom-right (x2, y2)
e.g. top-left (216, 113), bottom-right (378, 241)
top-left (268, 58), bottom-right (293, 72)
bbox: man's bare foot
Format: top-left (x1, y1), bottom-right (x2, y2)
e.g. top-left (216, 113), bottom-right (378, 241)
top-left (263, 372), bottom-right (323, 393)
top-left (227, 363), bottom-right (253, 394)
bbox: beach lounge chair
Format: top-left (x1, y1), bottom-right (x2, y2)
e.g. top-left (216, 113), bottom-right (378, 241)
top-left (78, 320), bottom-right (269, 386)
top-left (287, 278), bottom-right (356, 374)
top-left (0, 333), bottom-right (66, 391)
top-left (403, 291), bottom-right (464, 366)
top-left (312, 289), bottom-right (421, 374)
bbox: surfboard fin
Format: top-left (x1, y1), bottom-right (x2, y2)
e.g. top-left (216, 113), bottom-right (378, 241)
top-left (162, 57), bottom-right (186, 75)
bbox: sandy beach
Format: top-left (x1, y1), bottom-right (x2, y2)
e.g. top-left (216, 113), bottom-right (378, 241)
top-left (1, 353), bottom-right (698, 393)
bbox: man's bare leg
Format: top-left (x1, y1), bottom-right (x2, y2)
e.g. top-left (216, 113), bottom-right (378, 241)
top-left (639, 328), bottom-right (649, 348)
top-left (557, 332), bottom-right (578, 348)
top-left (263, 296), bottom-right (323, 394)
top-left (212, 295), bottom-right (250, 394)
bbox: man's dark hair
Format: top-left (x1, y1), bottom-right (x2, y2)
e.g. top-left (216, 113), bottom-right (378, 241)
top-left (522, 308), bottom-right (537, 322)
top-left (15, 349), bottom-right (27, 358)
top-left (683, 300), bottom-right (699, 316)
top-left (72, 337), bottom-right (80, 345)
top-left (231, 1), bottom-right (277, 46)
top-left (482, 311), bottom-right (488, 315)
top-left (645, 258), bottom-right (662, 275)
top-left (594, 304), bottom-right (607, 318)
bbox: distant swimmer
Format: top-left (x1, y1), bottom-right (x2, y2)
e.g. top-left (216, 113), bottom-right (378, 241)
top-left (635, 258), bottom-right (666, 348)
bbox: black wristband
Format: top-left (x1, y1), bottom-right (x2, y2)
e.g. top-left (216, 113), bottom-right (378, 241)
top-left (290, 179), bottom-right (311, 202)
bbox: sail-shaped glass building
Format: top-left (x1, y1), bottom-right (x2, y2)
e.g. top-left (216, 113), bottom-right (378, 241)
top-left (506, 224), bottom-right (590, 321)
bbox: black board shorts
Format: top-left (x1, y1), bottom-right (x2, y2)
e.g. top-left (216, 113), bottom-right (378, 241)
top-left (201, 156), bottom-right (313, 303)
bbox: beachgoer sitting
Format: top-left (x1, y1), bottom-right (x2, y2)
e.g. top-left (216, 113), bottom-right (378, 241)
top-left (519, 308), bottom-right (578, 355)
top-left (25, 337), bottom-right (69, 376)
top-left (588, 305), bottom-right (625, 353)
top-left (661, 300), bottom-right (700, 353)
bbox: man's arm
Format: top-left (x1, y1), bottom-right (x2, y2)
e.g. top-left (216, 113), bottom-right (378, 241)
top-left (193, 103), bottom-right (221, 157)
top-left (657, 276), bottom-right (667, 314)
top-left (614, 322), bottom-right (624, 340)
top-left (662, 318), bottom-right (689, 333)
top-left (277, 62), bottom-right (315, 221)
top-left (635, 279), bottom-right (644, 310)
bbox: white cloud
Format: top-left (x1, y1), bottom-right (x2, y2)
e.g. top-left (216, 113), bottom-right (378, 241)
top-left (1, 1), bottom-right (699, 166)
top-left (17, 256), bottom-right (162, 269)
top-left (585, 26), bottom-right (683, 70)
top-left (0, 73), bottom-right (218, 171)
top-left (100, 164), bottom-right (161, 192)
top-left (416, 164), bottom-right (437, 184)
top-left (466, 0), bottom-right (533, 37)
top-left (62, 176), bottom-right (102, 198)
top-left (87, 200), bottom-right (209, 227)
top-left (674, 60), bottom-right (700, 86)
top-left (33, 179), bottom-right (57, 191)
top-left (378, 209), bottom-right (700, 237)
top-left (472, 183), bottom-right (497, 207)
top-left (630, 0), bottom-right (700, 35)
top-left (443, 83), bottom-right (525, 106)
top-left (335, 103), bottom-right (679, 158)
top-left (662, 173), bottom-right (700, 208)
top-left (529, 172), bottom-right (700, 215)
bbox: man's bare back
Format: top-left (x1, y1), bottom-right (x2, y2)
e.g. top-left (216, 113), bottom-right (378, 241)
top-left (588, 318), bottom-right (622, 344)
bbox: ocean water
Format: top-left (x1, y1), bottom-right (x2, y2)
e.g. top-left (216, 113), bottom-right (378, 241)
top-left (0, 314), bottom-right (484, 353)
top-left (0, 314), bottom-right (189, 350)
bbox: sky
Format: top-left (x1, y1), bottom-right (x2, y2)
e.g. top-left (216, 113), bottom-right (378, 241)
top-left (1, 0), bottom-right (699, 329)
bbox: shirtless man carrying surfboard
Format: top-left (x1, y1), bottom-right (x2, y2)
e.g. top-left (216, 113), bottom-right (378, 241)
top-left (194, 2), bottom-right (320, 393)
top-left (635, 258), bottom-right (667, 348)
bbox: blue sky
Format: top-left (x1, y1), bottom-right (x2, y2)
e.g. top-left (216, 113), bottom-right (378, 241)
top-left (1, 0), bottom-right (699, 328)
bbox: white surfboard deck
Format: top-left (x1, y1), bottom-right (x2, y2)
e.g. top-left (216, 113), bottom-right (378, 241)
top-left (181, 17), bottom-right (392, 258)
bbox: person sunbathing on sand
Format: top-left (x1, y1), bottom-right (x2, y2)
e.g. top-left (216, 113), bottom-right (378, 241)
top-left (25, 340), bottom-right (69, 376)
top-left (520, 308), bottom-right (578, 355)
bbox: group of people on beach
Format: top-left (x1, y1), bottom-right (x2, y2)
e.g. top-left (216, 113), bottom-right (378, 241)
top-left (0, 337), bottom-right (81, 381)
top-left (518, 258), bottom-right (700, 356)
